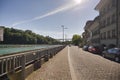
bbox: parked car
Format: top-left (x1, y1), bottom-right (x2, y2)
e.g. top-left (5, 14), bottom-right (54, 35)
top-left (82, 45), bottom-right (89, 51)
top-left (102, 48), bottom-right (120, 62)
top-left (88, 45), bottom-right (102, 54)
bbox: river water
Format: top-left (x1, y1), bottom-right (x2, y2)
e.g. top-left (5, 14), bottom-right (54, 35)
top-left (0, 45), bottom-right (61, 55)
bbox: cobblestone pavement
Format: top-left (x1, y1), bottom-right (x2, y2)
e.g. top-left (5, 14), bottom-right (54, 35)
top-left (26, 46), bottom-right (120, 80)
top-left (69, 46), bottom-right (120, 80)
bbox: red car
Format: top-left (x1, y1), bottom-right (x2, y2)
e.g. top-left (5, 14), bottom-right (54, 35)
top-left (88, 46), bottom-right (101, 54)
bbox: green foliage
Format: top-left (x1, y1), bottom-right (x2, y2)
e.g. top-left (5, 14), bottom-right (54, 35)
top-left (63, 41), bottom-right (72, 45)
top-left (72, 34), bottom-right (82, 46)
top-left (1, 27), bottom-right (61, 44)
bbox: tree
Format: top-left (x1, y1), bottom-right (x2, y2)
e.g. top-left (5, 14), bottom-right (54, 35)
top-left (2, 27), bottom-right (61, 44)
top-left (72, 34), bottom-right (82, 46)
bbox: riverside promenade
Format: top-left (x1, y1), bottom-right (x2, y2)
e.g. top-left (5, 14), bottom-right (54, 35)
top-left (26, 46), bottom-right (120, 80)
top-left (0, 45), bottom-right (65, 80)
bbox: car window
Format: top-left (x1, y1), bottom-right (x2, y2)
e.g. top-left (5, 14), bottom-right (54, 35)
top-left (108, 49), bottom-right (114, 53)
top-left (113, 49), bottom-right (120, 53)
top-left (108, 48), bottom-right (120, 54)
top-left (112, 49), bottom-right (117, 53)
top-left (89, 46), bottom-right (93, 48)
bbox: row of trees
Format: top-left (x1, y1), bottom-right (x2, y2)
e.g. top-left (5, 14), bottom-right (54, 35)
top-left (0, 27), bottom-right (84, 45)
top-left (0, 27), bottom-right (61, 44)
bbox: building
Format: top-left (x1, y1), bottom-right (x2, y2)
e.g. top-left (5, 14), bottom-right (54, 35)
top-left (0, 26), bottom-right (4, 41)
top-left (95, 0), bottom-right (119, 47)
top-left (84, 21), bottom-right (93, 45)
top-left (90, 16), bottom-right (100, 46)
top-left (117, 0), bottom-right (120, 47)
top-left (83, 0), bottom-right (120, 47)
top-left (84, 16), bottom-right (100, 46)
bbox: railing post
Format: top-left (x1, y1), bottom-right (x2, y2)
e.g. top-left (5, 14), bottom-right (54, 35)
top-left (33, 52), bottom-right (41, 71)
top-left (1, 60), bottom-right (3, 75)
top-left (21, 55), bottom-right (26, 80)
top-left (11, 57), bottom-right (15, 73)
top-left (44, 50), bottom-right (49, 62)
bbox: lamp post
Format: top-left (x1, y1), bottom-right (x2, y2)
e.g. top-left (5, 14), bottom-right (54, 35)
top-left (61, 25), bottom-right (67, 42)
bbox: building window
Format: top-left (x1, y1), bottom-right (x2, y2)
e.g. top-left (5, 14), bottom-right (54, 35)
top-left (100, 10), bottom-right (103, 15)
top-left (100, 34), bottom-right (102, 39)
top-left (112, 0), bottom-right (116, 7)
top-left (104, 32), bottom-right (106, 39)
top-left (106, 17), bottom-right (111, 26)
top-left (103, 21), bottom-right (105, 27)
top-left (111, 14), bottom-right (116, 24)
top-left (105, 19), bottom-right (107, 26)
top-left (110, 16), bottom-right (112, 25)
top-left (103, 8), bottom-right (107, 14)
top-left (107, 4), bottom-right (111, 12)
top-left (100, 33), bottom-right (104, 40)
top-left (119, 31), bottom-right (120, 36)
top-left (107, 31), bottom-right (111, 38)
top-left (112, 29), bottom-right (116, 38)
top-left (101, 21), bottom-right (104, 28)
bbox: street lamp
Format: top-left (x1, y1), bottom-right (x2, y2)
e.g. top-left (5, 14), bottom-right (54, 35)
top-left (61, 25), bottom-right (68, 42)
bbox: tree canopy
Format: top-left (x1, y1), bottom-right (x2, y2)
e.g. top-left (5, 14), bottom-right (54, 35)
top-left (72, 34), bottom-right (82, 46)
top-left (1, 27), bottom-right (61, 44)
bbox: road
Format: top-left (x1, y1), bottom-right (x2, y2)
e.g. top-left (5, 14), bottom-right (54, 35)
top-left (26, 46), bottom-right (120, 80)
top-left (69, 46), bottom-right (120, 80)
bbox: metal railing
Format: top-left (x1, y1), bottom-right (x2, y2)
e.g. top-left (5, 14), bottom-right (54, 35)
top-left (0, 45), bottom-right (65, 78)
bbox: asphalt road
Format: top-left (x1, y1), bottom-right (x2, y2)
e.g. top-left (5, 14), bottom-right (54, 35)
top-left (26, 46), bottom-right (120, 80)
top-left (69, 46), bottom-right (120, 80)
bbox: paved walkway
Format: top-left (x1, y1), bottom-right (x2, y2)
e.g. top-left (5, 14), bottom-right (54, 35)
top-left (26, 46), bottom-right (120, 80)
top-left (26, 47), bottom-right (72, 80)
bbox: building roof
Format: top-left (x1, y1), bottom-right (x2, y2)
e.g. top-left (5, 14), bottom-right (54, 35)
top-left (84, 20), bottom-right (93, 30)
top-left (95, 0), bottom-right (108, 11)
top-left (84, 16), bottom-right (99, 30)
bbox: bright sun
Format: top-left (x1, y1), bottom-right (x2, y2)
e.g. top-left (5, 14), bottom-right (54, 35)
top-left (74, 0), bottom-right (82, 4)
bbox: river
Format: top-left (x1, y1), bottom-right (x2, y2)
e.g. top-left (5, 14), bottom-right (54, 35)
top-left (0, 45), bottom-right (61, 55)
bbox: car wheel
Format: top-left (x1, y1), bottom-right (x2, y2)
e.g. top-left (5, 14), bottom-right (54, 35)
top-left (115, 57), bottom-right (120, 62)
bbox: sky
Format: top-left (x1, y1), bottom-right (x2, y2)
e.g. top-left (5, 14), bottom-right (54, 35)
top-left (0, 0), bottom-right (100, 39)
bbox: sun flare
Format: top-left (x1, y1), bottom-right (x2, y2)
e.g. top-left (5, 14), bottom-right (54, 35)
top-left (74, 0), bottom-right (82, 4)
